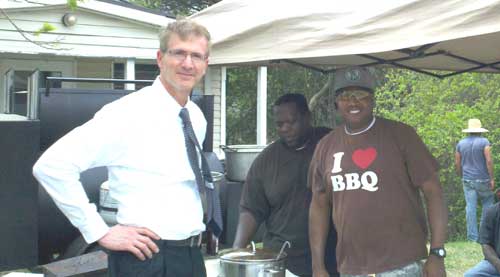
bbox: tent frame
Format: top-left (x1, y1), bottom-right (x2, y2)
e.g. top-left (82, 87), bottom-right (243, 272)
top-left (279, 43), bottom-right (500, 78)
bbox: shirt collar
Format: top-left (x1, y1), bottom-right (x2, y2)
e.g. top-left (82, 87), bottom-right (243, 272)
top-left (152, 76), bottom-right (196, 114)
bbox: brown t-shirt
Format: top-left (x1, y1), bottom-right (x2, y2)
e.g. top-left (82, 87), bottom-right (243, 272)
top-left (240, 127), bottom-right (337, 275)
top-left (308, 117), bottom-right (439, 275)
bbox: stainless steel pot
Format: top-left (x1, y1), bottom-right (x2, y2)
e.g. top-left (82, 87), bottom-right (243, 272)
top-left (221, 145), bottom-right (266, 182)
top-left (219, 242), bottom-right (290, 277)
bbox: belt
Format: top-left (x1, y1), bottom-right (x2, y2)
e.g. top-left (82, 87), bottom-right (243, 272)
top-left (163, 233), bottom-right (202, 248)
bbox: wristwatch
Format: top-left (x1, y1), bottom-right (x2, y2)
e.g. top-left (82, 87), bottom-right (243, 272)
top-left (429, 247), bottom-right (446, 258)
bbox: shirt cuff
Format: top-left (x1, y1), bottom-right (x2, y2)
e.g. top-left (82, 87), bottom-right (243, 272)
top-left (79, 212), bottom-right (110, 244)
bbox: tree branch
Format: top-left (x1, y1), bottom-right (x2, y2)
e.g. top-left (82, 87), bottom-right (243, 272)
top-left (309, 74), bottom-right (333, 111)
top-left (0, 7), bottom-right (73, 50)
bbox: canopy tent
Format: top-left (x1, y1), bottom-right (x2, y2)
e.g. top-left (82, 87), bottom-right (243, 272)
top-left (190, 0), bottom-right (500, 78)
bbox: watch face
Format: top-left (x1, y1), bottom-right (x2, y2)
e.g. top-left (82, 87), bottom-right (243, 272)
top-left (431, 248), bottom-right (446, 257)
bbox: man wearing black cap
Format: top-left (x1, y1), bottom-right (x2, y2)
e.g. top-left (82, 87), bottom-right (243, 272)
top-left (308, 67), bottom-right (448, 277)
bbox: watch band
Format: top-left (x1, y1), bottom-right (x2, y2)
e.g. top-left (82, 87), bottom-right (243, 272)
top-left (429, 247), bottom-right (446, 258)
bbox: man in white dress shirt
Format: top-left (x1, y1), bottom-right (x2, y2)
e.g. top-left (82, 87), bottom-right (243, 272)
top-left (33, 19), bottom-right (212, 277)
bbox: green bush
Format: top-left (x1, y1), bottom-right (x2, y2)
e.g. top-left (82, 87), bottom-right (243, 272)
top-left (376, 69), bottom-right (500, 241)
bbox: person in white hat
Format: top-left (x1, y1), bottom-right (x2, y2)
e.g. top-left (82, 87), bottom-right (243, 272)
top-left (455, 118), bottom-right (495, 242)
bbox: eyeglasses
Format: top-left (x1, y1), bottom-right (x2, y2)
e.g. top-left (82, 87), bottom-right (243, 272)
top-left (166, 49), bottom-right (207, 64)
top-left (336, 89), bottom-right (372, 102)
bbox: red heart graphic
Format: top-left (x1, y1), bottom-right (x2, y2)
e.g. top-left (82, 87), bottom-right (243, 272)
top-left (352, 147), bottom-right (377, 169)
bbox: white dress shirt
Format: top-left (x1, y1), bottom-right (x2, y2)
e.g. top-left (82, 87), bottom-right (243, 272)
top-left (33, 77), bottom-right (207, 243)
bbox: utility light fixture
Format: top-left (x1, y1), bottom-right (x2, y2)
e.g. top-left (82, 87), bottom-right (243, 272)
top-left (62, 13), bottom-right (77, 27)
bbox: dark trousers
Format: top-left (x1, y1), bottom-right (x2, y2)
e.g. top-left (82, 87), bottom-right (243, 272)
top-left (108, 241), bottom-right (207, 277)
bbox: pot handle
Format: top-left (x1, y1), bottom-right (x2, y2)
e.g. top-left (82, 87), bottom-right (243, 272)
top-left (220, 145), bottom-right (236, 152)
top-left (276, 241), bottom-right (291, 259)
top-left (263, 268), bottom-right (282, 277)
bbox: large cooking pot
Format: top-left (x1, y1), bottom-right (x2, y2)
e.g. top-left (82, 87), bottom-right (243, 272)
top-left (219, 242), bottom-right (290, 277)
top-left (221, 145), bottom-right (266, 182)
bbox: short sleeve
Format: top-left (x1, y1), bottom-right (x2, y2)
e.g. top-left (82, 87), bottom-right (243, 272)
top-left (483, 138), bottom-right (491, 147)
top-left (397, 124), bottom-right (439, 187)
top-left (239, 153), bottom-right (270, 224)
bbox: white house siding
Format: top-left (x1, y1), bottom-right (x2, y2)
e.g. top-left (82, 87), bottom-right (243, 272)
top-left (204, 66), bottom-right (223, 155)
top-left (0, 4), bottom-right (167, 111)
top-left (0, 7), bottom-right (161, 59)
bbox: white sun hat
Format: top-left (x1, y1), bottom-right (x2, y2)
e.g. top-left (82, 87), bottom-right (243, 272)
top-left (462, 118), bottom-right (489, 133)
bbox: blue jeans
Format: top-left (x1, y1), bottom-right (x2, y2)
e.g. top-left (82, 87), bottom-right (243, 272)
top-left (464, 260), bottom-right (500, 277)
top-left (463, 179), bottom-right (495, 242)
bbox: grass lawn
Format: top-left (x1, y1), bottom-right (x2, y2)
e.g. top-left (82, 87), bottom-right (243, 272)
top-left (445, 240), bottom-right (483, 276)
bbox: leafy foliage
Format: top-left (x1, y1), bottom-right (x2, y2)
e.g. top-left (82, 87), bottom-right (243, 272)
top-left (129, 0), bottom-right (221, 16)
top-left (225, 65), bottom-right (333, 145)
top-left (34, 22), bottom-right (56, 36)
top-left (32, 0), bottom-right (80, 36)
top-left (67, 0), bottom-right (79, 10)
top-left (376, 69), bottom-right (500, 240)
top-left (225, 67), bottom-right (257, 144)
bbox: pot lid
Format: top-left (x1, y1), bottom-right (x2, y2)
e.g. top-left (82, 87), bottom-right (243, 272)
top-left (220, 144), bottom-right (267, 153)
top-left (219, 248), bottom-right (286, 262)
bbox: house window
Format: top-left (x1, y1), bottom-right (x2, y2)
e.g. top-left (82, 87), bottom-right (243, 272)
top-left (13, 71), bottom-right (62, 90)
top-left (11, 71), bottom-right (61, 116)
top-left (113, 63), bottom-right (158, 90)
top-left (113, 63), bottom-right (124, 89)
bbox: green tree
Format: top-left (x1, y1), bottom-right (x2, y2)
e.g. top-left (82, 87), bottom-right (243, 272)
top-left (376, 69), bottom-right (500, 240)
top-left (225, 65), bottom-right (333, 145)
top-left (225, 67), bottom-right (257, 144)
top-left (130, 0), bottom-right (221, 16)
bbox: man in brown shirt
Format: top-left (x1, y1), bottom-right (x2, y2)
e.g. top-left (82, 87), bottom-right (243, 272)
top-left (234, 93), bottom-right (338, 276)
top-left (308, 67), bottom-right (448, 277)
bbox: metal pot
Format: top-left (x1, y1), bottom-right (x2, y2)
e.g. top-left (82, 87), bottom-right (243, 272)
top-left (219, 242), bottom-right (289, 277)
top-left (221, 145), bottom-right (266, 182)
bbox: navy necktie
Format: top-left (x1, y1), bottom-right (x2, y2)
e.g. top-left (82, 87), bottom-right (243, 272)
top-left (179, 107), bottom-right (223, 237)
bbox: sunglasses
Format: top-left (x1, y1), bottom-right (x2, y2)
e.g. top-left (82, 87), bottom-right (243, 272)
top-left (336, 90), bottom-right (372, 101)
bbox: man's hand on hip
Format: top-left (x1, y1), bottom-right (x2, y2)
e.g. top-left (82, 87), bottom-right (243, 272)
top-left (98, 224), bottom-right (160, 261)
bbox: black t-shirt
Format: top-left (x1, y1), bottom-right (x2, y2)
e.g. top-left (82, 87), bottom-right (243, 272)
top-left (480, 202), bottom-right (500, 255)
top-left (240, 127), bottom-right (337, 275)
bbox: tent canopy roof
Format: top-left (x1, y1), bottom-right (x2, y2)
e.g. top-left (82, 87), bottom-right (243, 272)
top-left (191, 0), bottom-right (500, 77)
